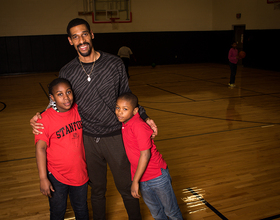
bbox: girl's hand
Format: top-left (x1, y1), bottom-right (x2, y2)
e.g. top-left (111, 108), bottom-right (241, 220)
top-left (40, 178), bottom-right (55, 198)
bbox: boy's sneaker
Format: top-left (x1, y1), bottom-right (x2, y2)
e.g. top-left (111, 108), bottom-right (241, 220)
top-left (228, 83), bottom-right (236, 88)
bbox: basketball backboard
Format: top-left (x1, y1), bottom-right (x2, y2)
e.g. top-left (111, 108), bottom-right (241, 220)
top-left (92, 0), bottom-right (132, 23)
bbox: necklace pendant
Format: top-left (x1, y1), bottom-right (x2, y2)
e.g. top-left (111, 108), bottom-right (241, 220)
top-left (87, 76), bottom-right (91, 82)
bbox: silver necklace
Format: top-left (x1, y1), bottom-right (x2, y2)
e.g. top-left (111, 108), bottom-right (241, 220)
top-left (79, 55), bottom-right (96, 82)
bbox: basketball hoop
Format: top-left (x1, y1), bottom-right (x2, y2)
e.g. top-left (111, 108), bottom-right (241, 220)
top-left (110, 17), bottom-right (120, 30)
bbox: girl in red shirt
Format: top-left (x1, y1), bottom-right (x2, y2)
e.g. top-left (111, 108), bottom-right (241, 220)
top-left (35, 78), bottom-right (89, 220)
top-left (228, 41), bottom-right (239, 88)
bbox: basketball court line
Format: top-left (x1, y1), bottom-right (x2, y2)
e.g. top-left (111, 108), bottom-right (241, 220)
top-left (131, 69), bottom-right (164, 77)
top-left (39, 82), bottom-right (49, 99)
top-left (147, 84), bottom-right (196, 101)
top-left (0, 102), bottom-right (6, 112)
top-left (142, 106), bottom-right (279, 126)
top-left (138, 92), bottom-right (280, 104)
top-left (0, 157), bottom-right (35, 163)
top-left (260, 214), bottom-right (280, 220)
top-left (187, 187), bottom-right (228, 220)
top-left (155, 124), bottom-right (269, 142)
top-left (173, 72), bottom-right (232, 87)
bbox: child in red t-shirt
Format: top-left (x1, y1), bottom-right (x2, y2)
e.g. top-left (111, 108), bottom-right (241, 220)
top-left (35, 78), bottom-right (89, 220)
top-left (115, 92), bottom-right (183, 220)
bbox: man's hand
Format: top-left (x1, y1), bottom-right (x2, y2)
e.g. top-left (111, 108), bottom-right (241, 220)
top-left (30, 112), bottom-right (43, 135)
top-left (146, 118), bottom-right (158, 139)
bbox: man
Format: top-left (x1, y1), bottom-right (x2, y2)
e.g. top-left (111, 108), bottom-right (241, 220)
top-left (30, 18), bottom-right (157, 220)
top-left (118, 46), bottom-right (136, 79)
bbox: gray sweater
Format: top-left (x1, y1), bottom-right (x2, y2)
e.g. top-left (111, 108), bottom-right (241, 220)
top-left (59, 51), bottom-right (147, 137)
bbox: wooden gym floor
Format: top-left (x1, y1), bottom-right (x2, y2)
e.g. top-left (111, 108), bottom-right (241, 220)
top-left (0, 63), bottom-right (280, 220)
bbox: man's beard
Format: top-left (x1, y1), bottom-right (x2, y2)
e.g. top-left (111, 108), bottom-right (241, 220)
top-left (77, 42), bottom-right (92, 57)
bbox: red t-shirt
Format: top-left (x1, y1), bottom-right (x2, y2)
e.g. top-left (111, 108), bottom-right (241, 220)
top-left (35, 103), bottom-right (88, 186)
top-left (121, 113), bottom-right (167, 182)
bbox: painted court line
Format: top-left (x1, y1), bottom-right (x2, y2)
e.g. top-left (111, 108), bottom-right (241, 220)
top-left (260, 214), bottom-right (280, 220)
top-left (187, 187), bottom-right (228, 220)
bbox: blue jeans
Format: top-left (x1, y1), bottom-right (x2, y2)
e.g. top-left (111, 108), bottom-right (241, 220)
top-left (48, 173), bottom-right (89, 220)
top-left (139, 168), bottom-right (183, 220)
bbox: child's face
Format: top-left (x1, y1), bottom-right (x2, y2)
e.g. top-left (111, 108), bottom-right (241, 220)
top-left (232, 43), bottom-right (237, 48)
top-left (115, 98), bottom-right (138, 124)
top-left (50, 82), bottom-right (74, 112)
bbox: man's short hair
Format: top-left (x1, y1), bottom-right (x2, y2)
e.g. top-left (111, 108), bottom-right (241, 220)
top-left (67, 18), bottom-right (91, 37)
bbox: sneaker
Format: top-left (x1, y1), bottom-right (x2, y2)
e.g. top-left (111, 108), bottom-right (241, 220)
top-left (228, 83), bottom-right (236, 88)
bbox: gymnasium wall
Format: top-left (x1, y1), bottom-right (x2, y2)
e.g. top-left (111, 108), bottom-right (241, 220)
top-left (0, 0), bottom-right (213, 36)
top-left (0, 0), bottom-right (279, 74)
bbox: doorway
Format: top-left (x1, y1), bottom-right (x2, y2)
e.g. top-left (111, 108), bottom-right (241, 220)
top-left (233, 25), bottom-right (245, 65)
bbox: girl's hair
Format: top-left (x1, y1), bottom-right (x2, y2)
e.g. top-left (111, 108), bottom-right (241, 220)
top-left (118, 92), bottom-right (138, 109)
top-left (46, 78), bottom-right (72, 110)
top-left (67, 18), bottom-right (91, 37)
top-left (48, 78), bottom-right (71, 95)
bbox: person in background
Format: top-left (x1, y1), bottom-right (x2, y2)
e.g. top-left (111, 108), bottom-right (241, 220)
top-left (118, 46), bottom-right (136, 79)
top-left (228, 41), bottom-right (239, 88)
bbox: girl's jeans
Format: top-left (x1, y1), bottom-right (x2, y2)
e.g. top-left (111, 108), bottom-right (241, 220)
top-left (48, 173), bottom-right (89, 220)
top-left (229, 62), bottom-right (237, 84)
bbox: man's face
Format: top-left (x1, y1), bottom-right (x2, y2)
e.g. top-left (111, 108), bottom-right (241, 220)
top-left (68, 24), bottom-right (94, 57)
